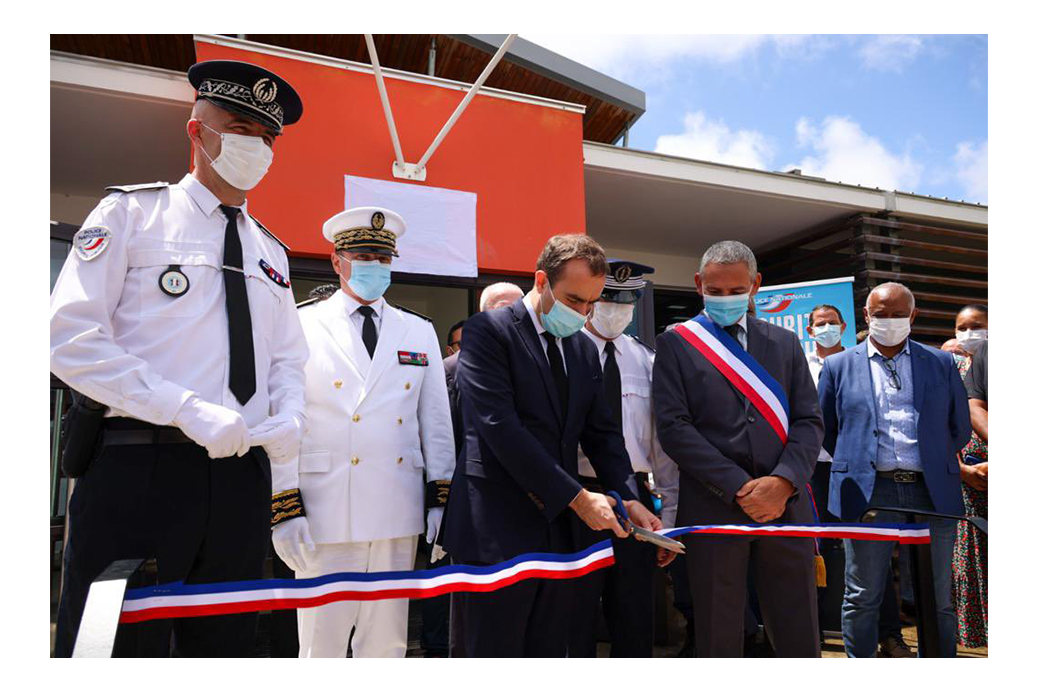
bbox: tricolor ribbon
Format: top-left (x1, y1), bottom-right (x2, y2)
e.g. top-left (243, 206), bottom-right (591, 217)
top-left (118, 523), bottom-right (928, 624)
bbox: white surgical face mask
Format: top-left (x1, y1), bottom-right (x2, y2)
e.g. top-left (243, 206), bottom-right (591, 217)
top-left (197, 121), bottom-right (273, 191)
top-left (590, 301), bottom-right (635, 339)
top-left (868, 316), bottom-right (912, 347)
top-left (955, 328), bottom-right (988, 355)
top-left (811, 323), bottom-right (843, 349)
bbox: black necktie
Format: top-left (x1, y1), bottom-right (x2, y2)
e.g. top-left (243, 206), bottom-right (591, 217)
top-left (603, 341), bottom-right (622, 429)
top-left (219, 205), bottom-right (255, 405)
top-left (543, 333), bottom-right (569, 418)
top-left (357, 305), bottom-right (378, 358)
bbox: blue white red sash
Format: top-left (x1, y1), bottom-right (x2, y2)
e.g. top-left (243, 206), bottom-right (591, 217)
top-left (118, 523), bottom-right (928, 623)
top-left (673, 315), bottom-right (791, 444)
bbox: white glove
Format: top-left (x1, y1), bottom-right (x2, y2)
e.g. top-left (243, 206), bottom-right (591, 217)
top-left (426, 507), bottom-right (444, 545)
top-left (271, 516), bottom-right (315, 573)
top-left (248, 413), bottom-right (303, 464)
top-left (174, 395), bottom-right (250, 459)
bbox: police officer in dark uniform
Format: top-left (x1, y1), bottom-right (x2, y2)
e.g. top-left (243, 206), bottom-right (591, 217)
top-left (50, 60), bottom-right (308, 657)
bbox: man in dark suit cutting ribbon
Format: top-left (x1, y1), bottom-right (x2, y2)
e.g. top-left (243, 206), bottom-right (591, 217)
top-left (442, 234), bottom-right (670, 657)
top-left (652, 240), bottom-right (824, 657)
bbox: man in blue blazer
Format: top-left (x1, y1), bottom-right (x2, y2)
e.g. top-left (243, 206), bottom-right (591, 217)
top-left (442, 234), bottom-right (666, 657)
top-left (818, 282), bottom-right (971, 657)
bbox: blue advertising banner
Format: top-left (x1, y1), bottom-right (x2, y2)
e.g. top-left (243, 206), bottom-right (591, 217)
top-left (753, 277), bottom-right (857, 355)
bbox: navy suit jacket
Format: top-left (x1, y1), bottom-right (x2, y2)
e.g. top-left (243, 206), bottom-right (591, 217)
top-left (441, 298), bottom-right (637, 563)
top-left (817, 339), bottom-right (971, 520)
top-left (652, 316), bottom-right (824, 526)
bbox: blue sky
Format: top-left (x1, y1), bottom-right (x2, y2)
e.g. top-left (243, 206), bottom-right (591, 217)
top-left (524, 34), bottom-right (988, 203)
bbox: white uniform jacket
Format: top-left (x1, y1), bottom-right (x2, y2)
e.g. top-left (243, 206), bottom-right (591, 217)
top-left (49, 174), bottom-right (308, 428)
top-left (273, 289), bottom-right (455, 544)
top-left (577, 331), bottom-right (681, 529)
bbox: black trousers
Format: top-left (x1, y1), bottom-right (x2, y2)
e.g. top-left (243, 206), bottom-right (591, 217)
top-left (419, 536), bottom-right (450, 655)
top-left (567, 481), bottom-right (657, 657)
top-left (54, 437), bottom-right (271, 657)
top-left (449, 519), bottom-right (574, 657)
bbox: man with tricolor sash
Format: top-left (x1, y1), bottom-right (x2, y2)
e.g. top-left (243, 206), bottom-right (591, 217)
top-left (652, 240), bottom-right (824, 657)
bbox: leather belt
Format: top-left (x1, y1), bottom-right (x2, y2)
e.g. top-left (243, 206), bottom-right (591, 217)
top-left (877, 470), bottom-right (920, 483)
top-left (102, 418), bottom-right (192, 446)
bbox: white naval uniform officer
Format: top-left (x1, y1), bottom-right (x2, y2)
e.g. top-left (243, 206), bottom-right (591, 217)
top-left (50, 60), bottom-right (308, 657)
top-left (567, 259), bottom-right (680, 657)
top-left (271, 207), bottom-right (456, 658)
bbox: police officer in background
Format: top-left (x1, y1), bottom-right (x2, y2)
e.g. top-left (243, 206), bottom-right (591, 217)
top-left (50, 60), bottom-right (309, 656)
top-left (270, 207), bottom-right (455, 658)
top-left (568, 260), bottom-right (679, 657)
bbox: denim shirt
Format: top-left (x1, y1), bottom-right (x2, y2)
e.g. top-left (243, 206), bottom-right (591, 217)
top-left (867, 339), bottom-right (923, 472)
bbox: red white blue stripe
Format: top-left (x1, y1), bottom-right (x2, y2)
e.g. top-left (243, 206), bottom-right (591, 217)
top-left (674, 315), bottom-right (790, 444)
top-left (118, 523), bottom-right (927, 623)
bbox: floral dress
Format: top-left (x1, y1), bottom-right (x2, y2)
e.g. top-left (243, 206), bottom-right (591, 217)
top-left (952, 355), bottom-right (987, 648)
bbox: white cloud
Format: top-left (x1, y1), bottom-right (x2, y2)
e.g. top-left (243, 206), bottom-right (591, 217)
top-left (953, 140), bottom-right (988, 203)
top-left (655, 111), bottom-right (773, 170)
top-left (858, 35), bottom-right (925, 72)
top-left (790, 116), bottom-right (922, 191)
top-left (521, 34), bottom-right (825, 81)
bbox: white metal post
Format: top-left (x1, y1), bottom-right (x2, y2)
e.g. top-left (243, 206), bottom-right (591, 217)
top-left (413, 33), bottom-right (518, 175)
top-left (364, 33), bottom-right (406, 170)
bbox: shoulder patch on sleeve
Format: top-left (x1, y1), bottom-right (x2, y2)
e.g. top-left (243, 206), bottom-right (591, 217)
top-left (392, 303), bottom-right (433, 323)
top-left (249, 214), bottom-right (290, 252)
top-left (72, 226), bottom-right (111, 261)
top-left (632, 334), bottom-right (656, 353)
top-left (104, 182), bottom-right (170, 194)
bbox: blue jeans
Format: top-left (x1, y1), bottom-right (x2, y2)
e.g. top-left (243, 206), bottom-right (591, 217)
top-left (842, 476), bottom-right (957, 657)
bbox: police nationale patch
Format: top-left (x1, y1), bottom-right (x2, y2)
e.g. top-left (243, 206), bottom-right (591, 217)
top-left (73, 226), bottom-right (111, 261)
top-left (259, 259), bottom-right (290, 288)
top-left (398, 351), bottom-right (429, 366)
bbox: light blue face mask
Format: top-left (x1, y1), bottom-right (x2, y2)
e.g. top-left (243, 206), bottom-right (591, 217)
top-left (345, 258), bottom-right (392, 301)
top-left (812, 323), bottom-right (843, 348)
top-left (703, 293), bottom-right (750, 327)
top-left (541, 281), bottom-right (587, 338)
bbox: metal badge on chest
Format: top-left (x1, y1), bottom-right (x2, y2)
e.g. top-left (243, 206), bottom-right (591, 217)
top-left (159, 265), bottom-right (190, 297)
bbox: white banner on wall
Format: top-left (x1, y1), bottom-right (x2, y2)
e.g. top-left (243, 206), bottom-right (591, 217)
top-left (344, 175), bottom-right (478, 278)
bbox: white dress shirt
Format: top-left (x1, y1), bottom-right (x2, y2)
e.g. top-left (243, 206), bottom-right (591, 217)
top-left (576, 329), bottom-right (681, 528)
top-left (50, 173), bottom-right (309, 428)
top-left (523, 292), bottom-right (567, 373)
top-left (340, 290), bottom-right (386, 372)
top-left (807, 350), bottom-right (834, 463)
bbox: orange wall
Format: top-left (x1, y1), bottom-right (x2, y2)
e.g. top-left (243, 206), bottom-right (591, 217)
top-left (194, 40), bottom-right (587, 275)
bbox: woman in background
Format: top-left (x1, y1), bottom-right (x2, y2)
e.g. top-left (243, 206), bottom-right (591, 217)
top-left (950, 304), bottom-right (988, 649)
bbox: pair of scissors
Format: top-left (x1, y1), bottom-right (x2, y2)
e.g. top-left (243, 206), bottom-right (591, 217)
top-left (607, 490), bottom-right (686, 554)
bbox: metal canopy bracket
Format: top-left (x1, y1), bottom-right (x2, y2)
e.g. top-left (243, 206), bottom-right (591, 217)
top-left (364, 33), bottom-right (518, 182)
top-left (392, 161), bottom-right (427, 182)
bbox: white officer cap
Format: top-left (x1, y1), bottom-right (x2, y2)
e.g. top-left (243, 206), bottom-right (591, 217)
top-left (322, 206), bottom-right (407, 257)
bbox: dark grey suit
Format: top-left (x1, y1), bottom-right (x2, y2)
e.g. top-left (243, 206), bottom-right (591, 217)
top-left (443, 351), bottom-right (463, 458)
top-left (652, 316), bottom-right (824, 657)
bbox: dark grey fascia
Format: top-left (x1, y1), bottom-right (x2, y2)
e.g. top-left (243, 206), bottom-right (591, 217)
top-left (451, 34), bottom-right (646, 140)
